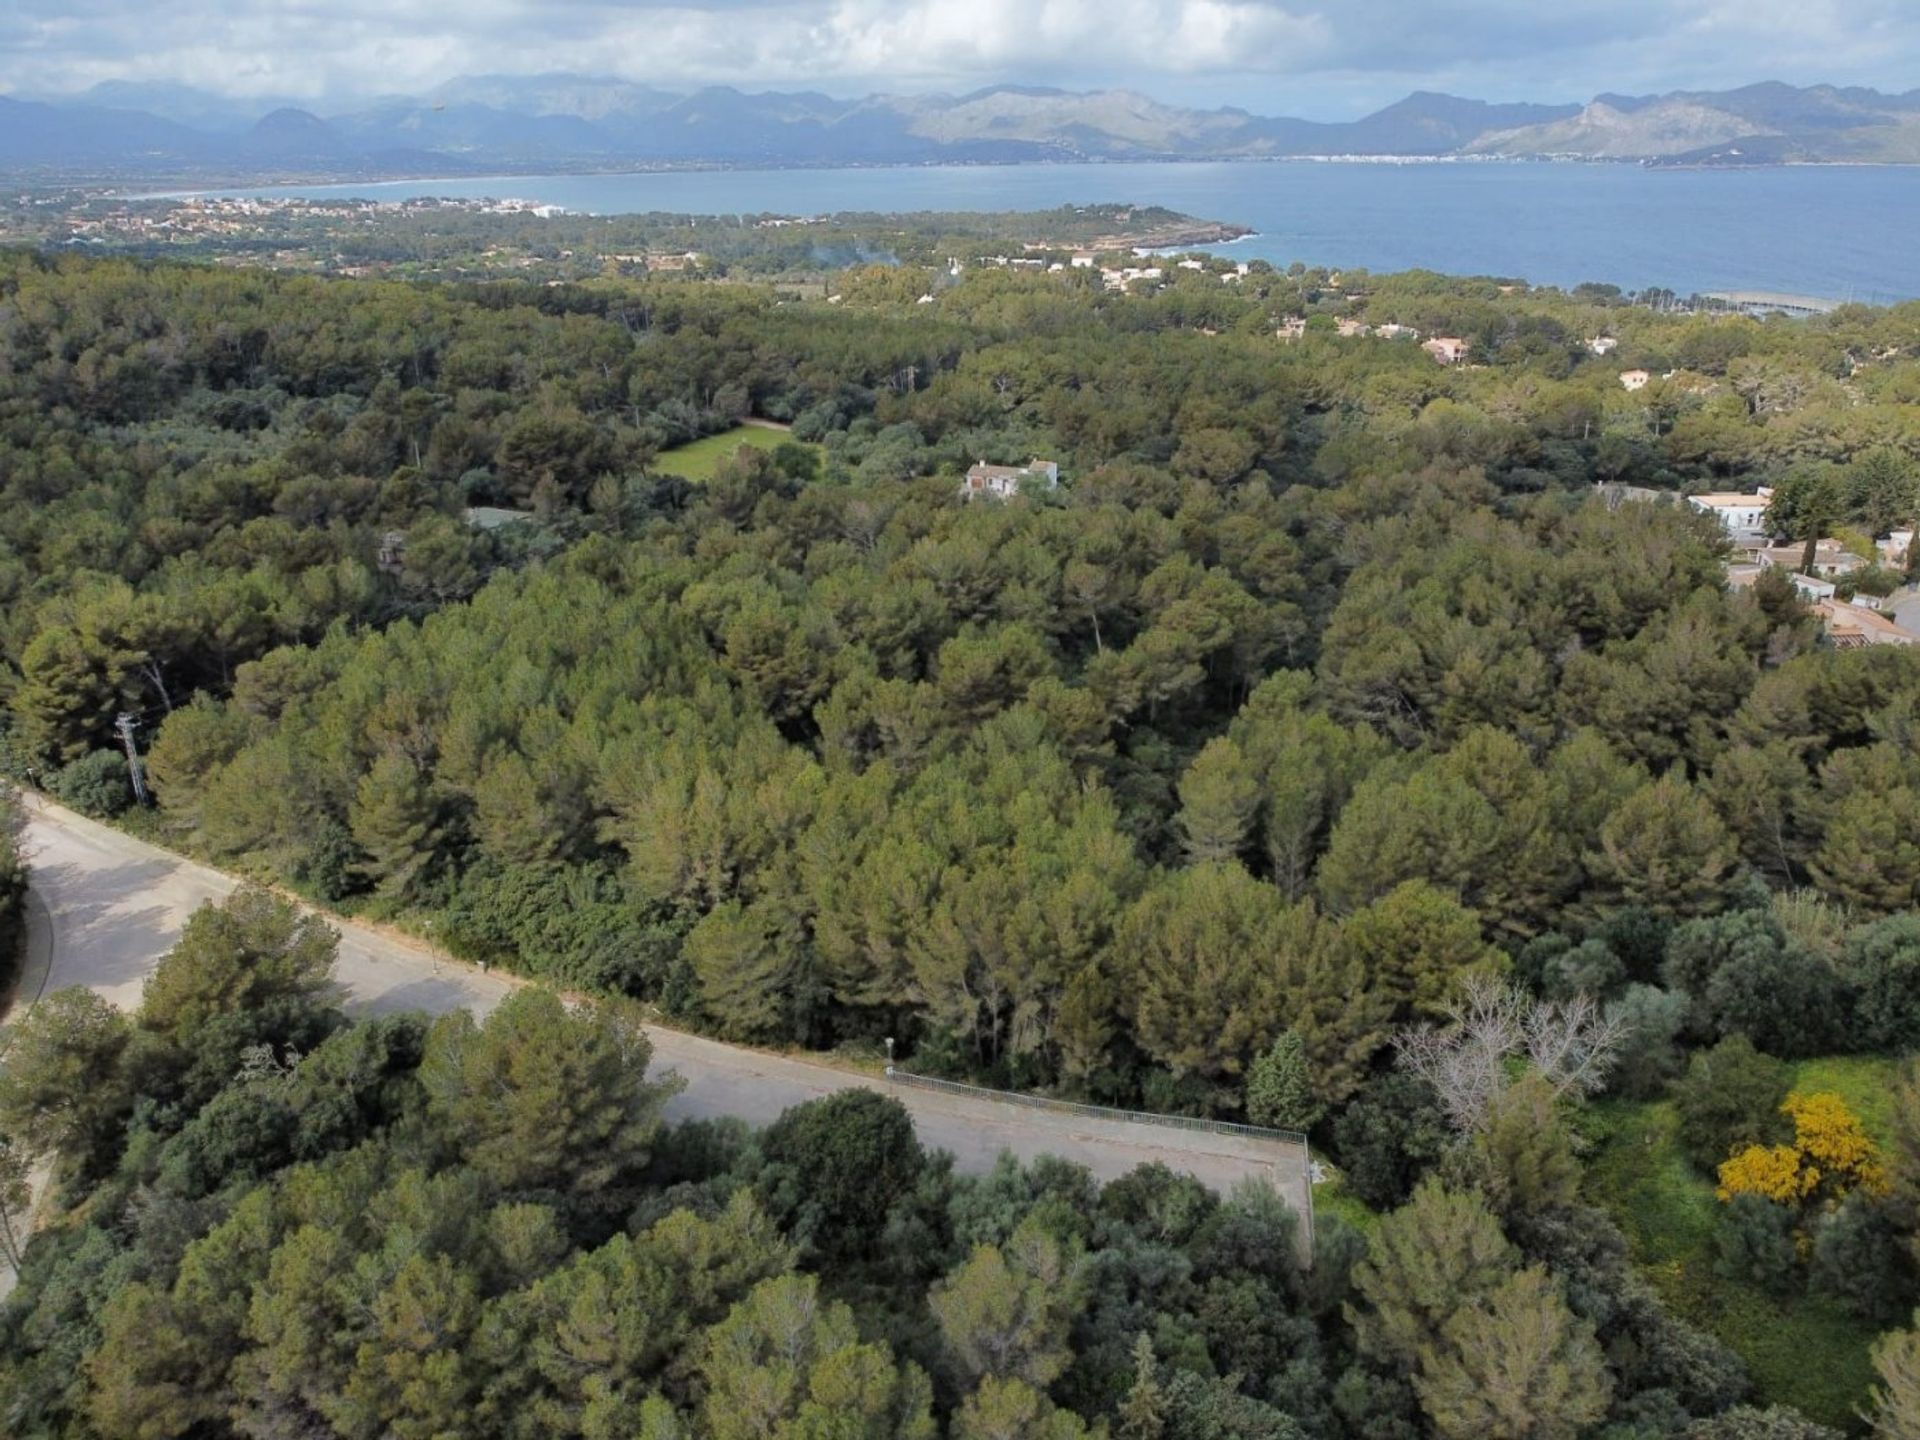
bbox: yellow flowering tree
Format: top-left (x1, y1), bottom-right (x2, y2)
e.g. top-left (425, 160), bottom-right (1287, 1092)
top-left (1786, 1091), bottom-right (1887, 1194)
top-left (1714, 1144), bottom-right (1818, 1205)
top-left (1715, 1091), bottom-right (1887, 1207)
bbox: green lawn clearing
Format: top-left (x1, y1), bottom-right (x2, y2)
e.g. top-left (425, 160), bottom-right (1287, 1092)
top-left (1586, 1094), bottom-right (1885, 1431)
top-left (1311, 1176), bottom-right (1379, 1236)
top-left (653, 424), bottom-right (820, 482)
top-left (1790, 1054), bottom-right (1901, 1143)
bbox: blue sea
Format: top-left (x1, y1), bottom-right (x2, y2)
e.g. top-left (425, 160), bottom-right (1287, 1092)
top-left (176, 160), bottom-right (1920, 301)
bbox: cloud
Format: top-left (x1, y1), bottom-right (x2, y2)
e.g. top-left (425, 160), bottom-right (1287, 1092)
top-left (3, 0), bottom-right (1919, 111)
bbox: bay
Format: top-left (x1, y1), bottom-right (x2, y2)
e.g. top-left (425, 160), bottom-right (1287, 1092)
top-left (184, 159), bottom-right (1920, 301)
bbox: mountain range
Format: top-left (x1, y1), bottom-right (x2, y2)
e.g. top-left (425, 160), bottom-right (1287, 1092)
top-left (6, 76), bottom-right (1920, 182)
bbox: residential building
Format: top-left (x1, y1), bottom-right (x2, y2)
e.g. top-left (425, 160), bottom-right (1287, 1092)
top-left (1620, 369), bottom-right (1652, 391)
top-left (1760, 540), bottom-right (1866, 579)
top-left (1592, 481), bottom-right (1668, 509)
top-left (1686, 487), bottom-right (1773, 536)
top-left (1375, 323), bottom-right (1420, 341)
top-left (1880, 528), bottom-right (1915, 569)
top-left (1423, 337), bottom-right (1470, 365)
top-left (961, 458), bottom-right (1060, 501)
top-left (1588, 336), bottom-right (1619, 356)
top-left (1336, 318), bottom-right (1371, 338)
top-left (1814, 599), bottom-right (1920, 648)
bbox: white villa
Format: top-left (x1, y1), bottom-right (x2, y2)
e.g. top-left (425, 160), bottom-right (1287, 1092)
top-left (1687, 487), bottom-right (1773, 536)
top-left (961, 458), bottom-right (1061, 501)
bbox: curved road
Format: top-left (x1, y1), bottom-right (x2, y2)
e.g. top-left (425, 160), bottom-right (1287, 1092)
top-left (10, 794), bottom-right (1311, 1211)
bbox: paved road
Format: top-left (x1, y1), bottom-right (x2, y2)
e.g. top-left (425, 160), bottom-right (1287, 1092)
top-left (9, 795), bottom-right (1312, 1219)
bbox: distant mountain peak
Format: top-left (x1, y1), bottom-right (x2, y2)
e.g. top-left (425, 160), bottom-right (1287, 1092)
top-left (5, 77), bottom-right (1918, 179)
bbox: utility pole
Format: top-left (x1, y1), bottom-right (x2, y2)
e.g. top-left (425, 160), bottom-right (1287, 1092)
top-left (114, 713), bottom-right (149, 806)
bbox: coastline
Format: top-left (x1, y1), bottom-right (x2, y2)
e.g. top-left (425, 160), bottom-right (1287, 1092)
top-left (109, 150), bottom-right (1920, 201)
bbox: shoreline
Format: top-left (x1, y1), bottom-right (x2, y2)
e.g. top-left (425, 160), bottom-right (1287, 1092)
top-left (104, 151), bottom-right (1920, 201)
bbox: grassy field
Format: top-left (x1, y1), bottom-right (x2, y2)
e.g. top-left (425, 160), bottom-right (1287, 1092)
top-left (653, 425), bottom-right (820, 482)
top-left (1586, 1056), bottom-right (1903, 1431)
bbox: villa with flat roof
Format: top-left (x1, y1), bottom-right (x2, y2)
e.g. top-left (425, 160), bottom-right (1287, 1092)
top-left (961, 458), bottom-right (1060, 501)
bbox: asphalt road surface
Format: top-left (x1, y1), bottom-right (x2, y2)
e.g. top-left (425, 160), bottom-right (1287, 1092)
top-left (9, 794), bottom-right (1312, 1222)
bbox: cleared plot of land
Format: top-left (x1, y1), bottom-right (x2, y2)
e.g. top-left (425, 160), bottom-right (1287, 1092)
top-left (654, 424), bottom-right (820, 481)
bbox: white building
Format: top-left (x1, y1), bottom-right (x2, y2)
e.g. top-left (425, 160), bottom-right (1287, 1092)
top-left (1589, 336), bottom-right (1619, 356)
top-left (1620, 369), bottom-right (1652, 391)
top-left (961, 458), bottom-right (1060, 501)
top-left (1687, 487), bottom-right (1773, 536)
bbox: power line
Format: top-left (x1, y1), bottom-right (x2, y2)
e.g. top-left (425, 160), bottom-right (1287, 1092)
top-left (114, 713), bottom-right (150, 807)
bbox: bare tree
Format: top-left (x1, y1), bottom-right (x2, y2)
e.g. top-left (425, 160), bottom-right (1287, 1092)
top-left (1392, 975), bottom-right (1519, 1132)
top-left (1524, 990), bottom-right (1631, 1101)
top-left (1392, 975), bottom-right (1627, 1133)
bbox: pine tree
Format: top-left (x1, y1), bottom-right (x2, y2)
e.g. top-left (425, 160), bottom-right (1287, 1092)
top-left (686, 899), bottom-right (804, 1042)
top-left (420, 990), bottom-right (677, 1198)
top-left (1348, 1180), bottom-right (1518, 1373)
top-left (1587, 775), bottom-right (1740, 918)
top-left (1470, 1071), bottom-right (1582, 1218)
top-left (1176, 736), bottom-right (1260, 865)
top-left (1119, 863), bottom-right (1316, 1082)
top-left (931, 1218), bottom-right (1085, 1389)
top-left (1335, 879), bottom-right (1501, 1021)
top-left (1414, 1266), bottom-right (1612, 1440)
top-left (1117, 1335), bottom-right (1168, 1440)
top-left (349, 750), bottom-right (449, 901)
top-left (1810, 793), bottom-right (1920, 914)
top-left (954, 1377), bottom-right (1097, 1440)
top-left (698, 1274), bottom-right (935, 1440)
top-left (1245, 1031), bottom-right (1322, 1131)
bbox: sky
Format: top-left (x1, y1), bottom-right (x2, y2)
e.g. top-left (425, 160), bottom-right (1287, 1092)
top-left (5, 0), bottom-right (1920, 117)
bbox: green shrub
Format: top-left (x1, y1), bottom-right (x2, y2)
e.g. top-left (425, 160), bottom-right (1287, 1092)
top-left (1329, 1072), bottom-right (1449, 1210)
top-left (49, 750), bottom-right (132, 818)
top-left (1673, 1035), bottom-right (1791, 1172)
top-left (1606, 984), bottom-right (1689, 1100)
top-left (1808, 1197), bottom-right (1913, 1324)
top-left (1713, 1194), bottom-right (1801, 1295)
top-left (758, 1090), bottom-right (926, 1259)
top-left (1840, 915), bottom-right (1920, 1053)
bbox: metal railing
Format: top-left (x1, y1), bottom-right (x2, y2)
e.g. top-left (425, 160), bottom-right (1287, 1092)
top-left (883, 1067), bottom-right (1309, 1148)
